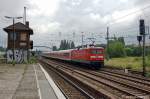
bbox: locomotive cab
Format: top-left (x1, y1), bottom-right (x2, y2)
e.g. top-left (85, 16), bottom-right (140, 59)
top-left (88, 48), bottom-right (104, 69)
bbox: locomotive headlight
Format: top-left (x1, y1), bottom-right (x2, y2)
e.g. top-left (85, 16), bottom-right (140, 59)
top-left (90, 56), bottom-right (96, 58)
top-left (98, 56), bottom-right (103, 58)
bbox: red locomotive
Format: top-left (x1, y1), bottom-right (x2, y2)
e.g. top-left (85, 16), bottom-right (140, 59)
top-left (43, 47), bottom-right (104, 69)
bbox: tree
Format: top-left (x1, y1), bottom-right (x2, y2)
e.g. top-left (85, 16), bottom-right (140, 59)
top-left (125, 47), bottom-right (134, 56)
top-left (118, 37), bottom-right (125, 45)
top-left (107, 37), bottom-right (126, 58)
top-left (64, 40), bottom-right (67, 50)
top-left (52, 46), bottom-right (57, 51)
top-left (71, 41), bottom-right (75, 49)
top-left (59, 40), bottom-right (63, 50)
top-left (132, 47), bottom-right (142, 56)
top-left (66, 40), bottom-right (70, 49)
top-left (108, 41), bottom-right (126, 58)
top-left (0, 47), bottom-right (5, 52)
top-left (59, 40), bottom-right (76, 50)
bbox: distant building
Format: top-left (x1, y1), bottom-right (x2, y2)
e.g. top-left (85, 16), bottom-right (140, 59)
top-left (3, 22), bottom-right (33, 63)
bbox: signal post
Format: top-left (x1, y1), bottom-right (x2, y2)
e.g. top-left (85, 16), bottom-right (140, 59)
top-left (139, 19), bottom-right (146, 76)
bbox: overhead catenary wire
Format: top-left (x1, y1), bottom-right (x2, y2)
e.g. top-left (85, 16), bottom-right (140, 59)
top-left (107, 4), bottom-right (150, 26)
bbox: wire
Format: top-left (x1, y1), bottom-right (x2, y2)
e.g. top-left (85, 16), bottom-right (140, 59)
top-left (108, 4), bottom-right (150, 25)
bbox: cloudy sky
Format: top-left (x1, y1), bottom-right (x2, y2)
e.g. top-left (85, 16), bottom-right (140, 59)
top-left (0, 0), bottom-right (150, 50)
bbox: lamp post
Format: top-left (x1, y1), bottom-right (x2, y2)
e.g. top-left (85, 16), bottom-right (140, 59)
top-left (5, 16), bottom-right (23, 63)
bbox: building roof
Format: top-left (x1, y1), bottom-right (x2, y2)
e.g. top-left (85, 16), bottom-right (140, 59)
top-left (3, 22), bottom-right (33, 35)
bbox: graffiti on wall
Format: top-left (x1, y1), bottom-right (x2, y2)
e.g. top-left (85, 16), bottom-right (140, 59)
top-left (7, 50), bottom-right (28, 63)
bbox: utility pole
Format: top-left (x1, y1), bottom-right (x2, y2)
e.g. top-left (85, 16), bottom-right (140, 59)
top-left (146, 26), bottom-right (149, 35)
top-left (73, 32), bottom-right (75, 43)
top-left (23, 7), bottom-right (26, 24)
top-left (13, 18), bottom-right (15, 61)
top-left (106, 27), bottom-right (109, 60)
top-left (148, 26), bottom-right (150, 35)
top-left (81, 32), bottom-right (84, 48)
top-left (23, 7), bottom-right (30, 61)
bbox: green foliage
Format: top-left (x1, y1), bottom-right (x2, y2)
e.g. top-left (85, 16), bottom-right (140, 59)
top-left (146, 72), bottom-right (150, 77)
top-left (109, 41), bottom-right (126, 58)
top-left (105, 57), bottom-right (143, 71)
top-left (59, 40), bottom-right (75, 50)
top-left (52, 46), bottom-right (57, 51)
top-left (125, 47), bottom-right (142, 56)
top-left (146, 47), bottom-right (150, 56)
top-left (132, 47), bottom-right (142, 56)
top-left (147, 54), bottom-right (150, 60)
top-left (134, 57), bottom-right (141, 61)
top-left (118, 37), bottom-right (125, 45)
top-left (107, 37), bottom-right (126, 58)
top-left (125, 47), bottom-right (134, 56)
top-left (71, 41), bottom-right (75, 49)
top-left (28, 56), bottom-right (37, 64)
top-left (12, 60), bottom-right (16, 66)
top-left (105, 56), bottom-right (150, 72)
top-left (146, 54), bottom-right (150, 66)
top-left (0, 47), bottom-right (5, 52)
top-left (106, 36), bottom-right (150, 58)
top-left (125, 46), bottom-right (150, 57)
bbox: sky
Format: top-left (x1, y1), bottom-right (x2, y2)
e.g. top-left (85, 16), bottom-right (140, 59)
top-left (0, 0), bottom-right (150, 50)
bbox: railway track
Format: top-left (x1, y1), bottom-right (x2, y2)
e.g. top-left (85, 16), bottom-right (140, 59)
top-left (46, 59), bottom-right (150, 89)
top-left (40, 61), bottom-right (93, 99)
top-left (100, 68), bottom-right (150, 82)
top-left (39, 57), bottom-right (150, 99)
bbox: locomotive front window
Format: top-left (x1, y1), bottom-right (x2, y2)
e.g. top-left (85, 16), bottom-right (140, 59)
top-left (91, 49), bottom-right (103, 54)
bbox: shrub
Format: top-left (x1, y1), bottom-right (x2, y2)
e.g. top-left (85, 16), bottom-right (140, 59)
top-left (108, 41), bottom-right (126, 58)
top-left (125, 47), bottom-right (133, 56)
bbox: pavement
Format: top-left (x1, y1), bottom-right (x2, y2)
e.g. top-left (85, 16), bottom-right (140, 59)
top-left (0, 63), bottom-right (65, 99)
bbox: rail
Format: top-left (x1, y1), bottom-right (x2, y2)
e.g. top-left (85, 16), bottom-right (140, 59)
top-left (39, 58), bottom-right (148, 98)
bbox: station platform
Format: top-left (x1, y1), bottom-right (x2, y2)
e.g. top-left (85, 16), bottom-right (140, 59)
top-left (0, 63), bottom-right (66, 99)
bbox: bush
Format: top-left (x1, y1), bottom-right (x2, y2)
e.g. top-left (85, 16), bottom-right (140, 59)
top-left (147, 54), bottom-right (150, 60)
top-left (145, 47), bottom-right (150, 56)
top-left (146, 55), bottom-right (150, 66)
top-left (132, 47), bottom-right (142, 56)
top-left (108, 41), bottom-right (126, 58)
top-left (28, 56), bottom-right (37, 64)
top-left (125, 46), bottom-right (142, 57)
top-left (146, 72), bottom-right (150, 77)
top-left (125, 47), bottom-right (133, 56)
top-left (134, 57), bottom-right (141, 61)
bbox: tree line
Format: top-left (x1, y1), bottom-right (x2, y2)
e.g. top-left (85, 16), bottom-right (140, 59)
top-left (106, 37), bottom-right (150, 58)
top-left (52, 40), bottom-right (75, 51)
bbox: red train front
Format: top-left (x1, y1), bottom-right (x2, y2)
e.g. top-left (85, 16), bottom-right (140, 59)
top-left (43, 47), bottom-right (104, 69)
top-left (71, 47), bottom-right (104, 69)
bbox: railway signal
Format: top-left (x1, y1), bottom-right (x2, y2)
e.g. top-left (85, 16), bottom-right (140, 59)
top-left (30, 40), bottom-right (33, 49)
top-left (139, 19), bottom-right (146, 77)
top-left (139, 19), bottom-right (145, 35)
top-left (137, 35), bottom-right (142, 46)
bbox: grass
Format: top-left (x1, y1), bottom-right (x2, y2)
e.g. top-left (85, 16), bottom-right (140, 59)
top-left (0, 53), bottom-right (4, 58)
top-left (3, 56), bottom-right (37, 64)
top-left (105, 56), bottom-right (150, 71)
top-left (28, 56), bottom-right (38, 64)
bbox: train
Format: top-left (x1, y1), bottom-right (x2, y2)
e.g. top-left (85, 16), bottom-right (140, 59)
top-left (43, 47), bottom-right (104, 69)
